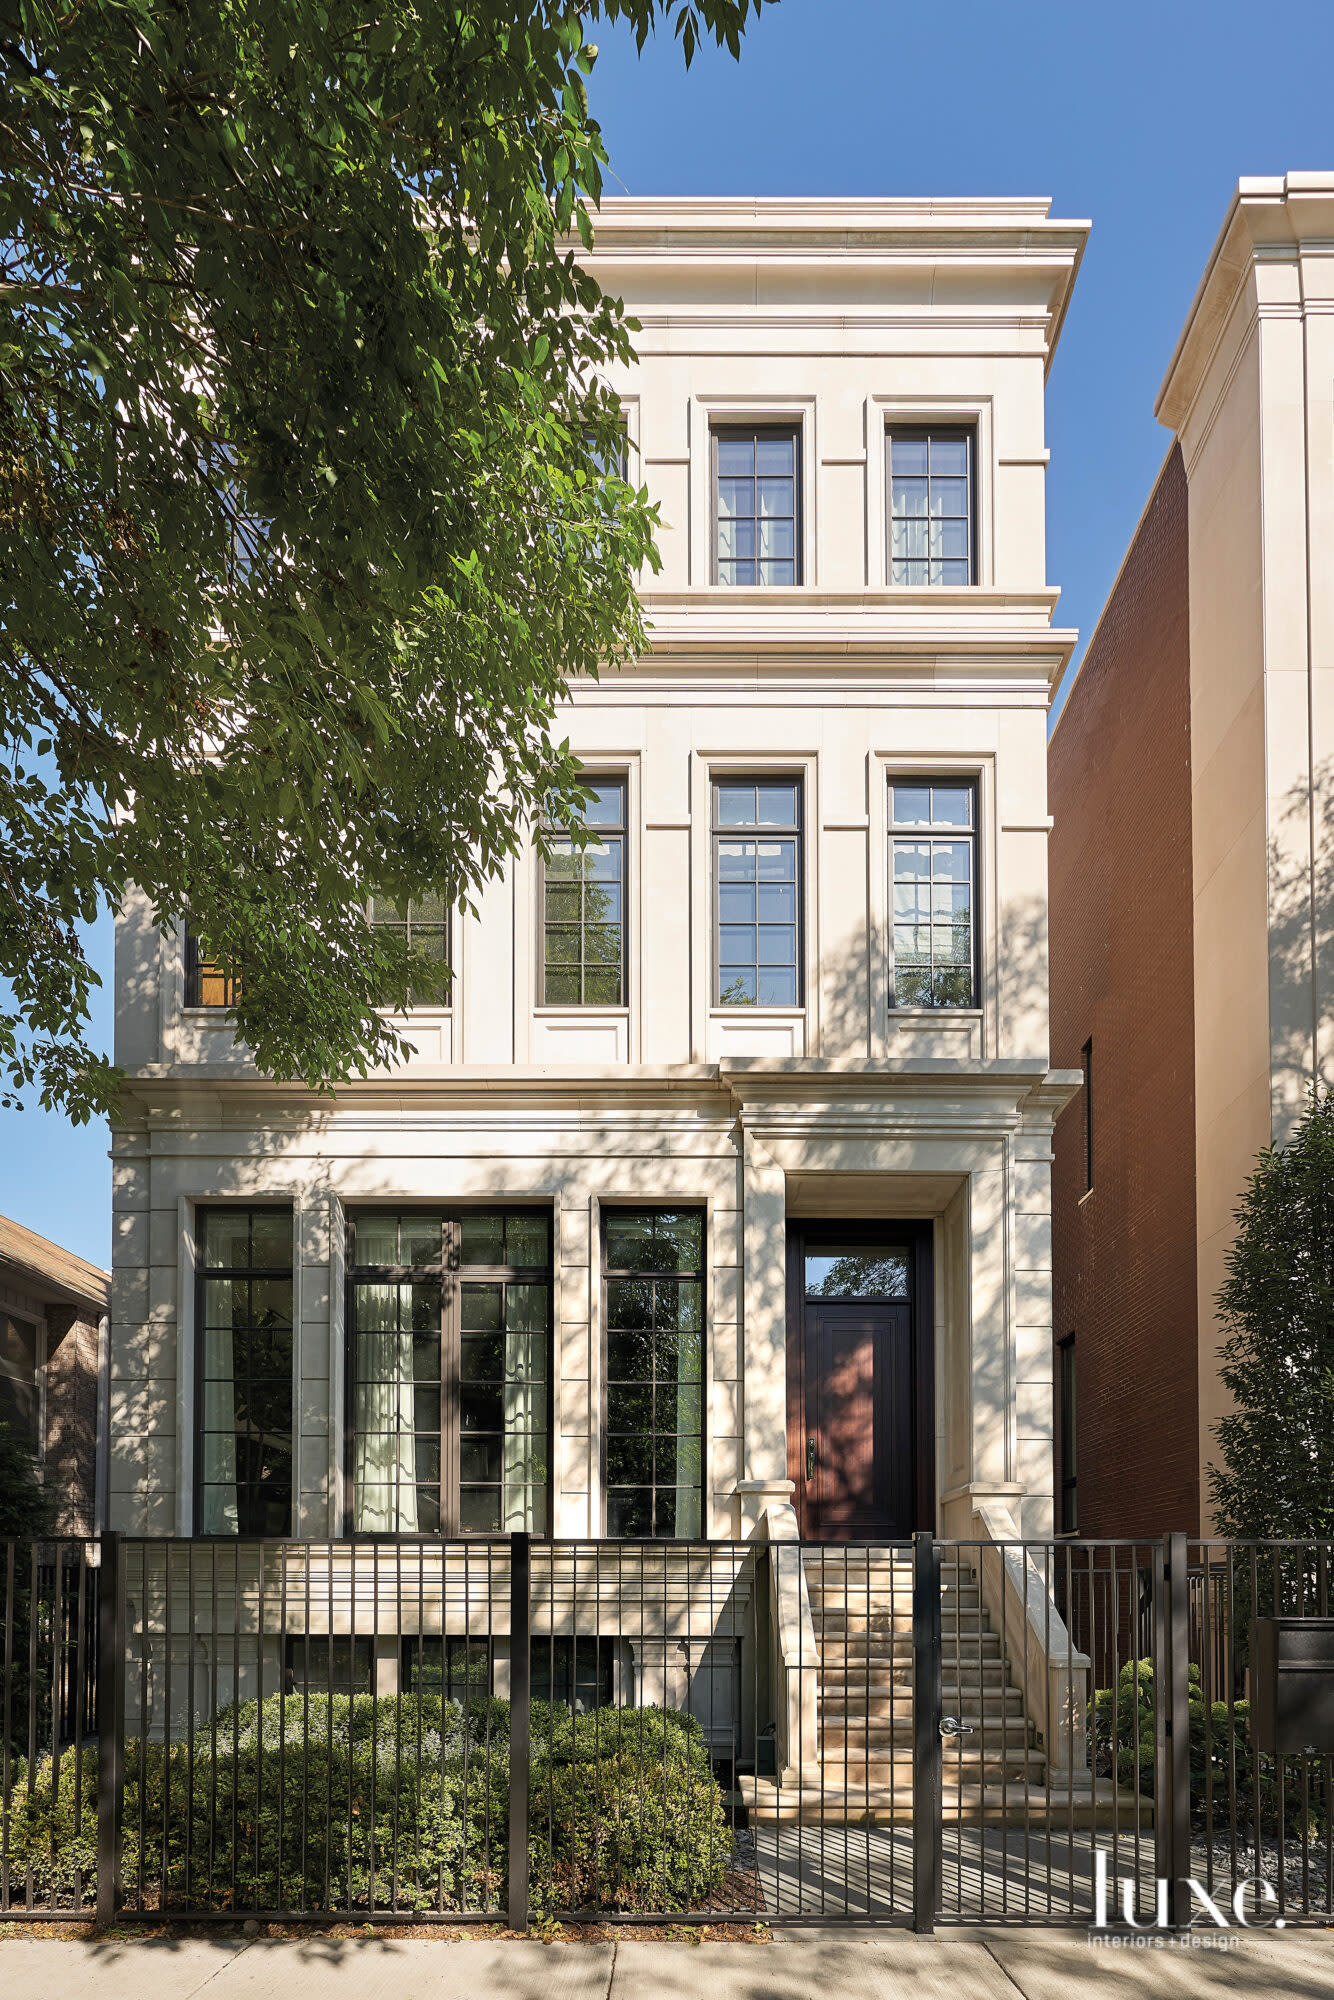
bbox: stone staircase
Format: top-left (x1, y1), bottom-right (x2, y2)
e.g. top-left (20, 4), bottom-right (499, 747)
top-left (742, 1547), bottom-right (1111, 1826)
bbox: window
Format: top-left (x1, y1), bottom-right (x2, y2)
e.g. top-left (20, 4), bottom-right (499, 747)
top-left (531, 1636), bottom-right (616, 1710)
top-left (368, 896), bottom-right (451, 1006)
top-left (401, 1636), bottom-right (494, 1701)
top-left (284, 1636), bottom-right (373, 1696)
top-left (0, 1313), bottom-right (38, 1447)
top-left (804, 1245), bottom-right (910, 1300)
top-left (890, 781), bottom-right (977, 1008)
top-left (889, 427), bottom-right (975, 585)
top-left (1082, 1038), bottom-right (1094, 1193)
top-left (184, 925), bottom-right (239, 1009)
top-left (197, 1208), bottom-right (293, 1536)
top-left (713, 778), bottom-right (802, 1007)
top-left (604, 1209), bottom-right (704, 1539)
top-left (348, 1208), bottom-right (550, 1536)
top-left (584, 424), bottom-right (628, 480)
top-left (712, 426), bottom-right (800, 585)
top-left (540, 780), bottom-right (626, 1006)
top-left (1058, 1335), bottom-right (1078, 1535)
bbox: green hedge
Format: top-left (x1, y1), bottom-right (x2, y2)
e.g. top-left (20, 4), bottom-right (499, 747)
top-left (0, 1694), bottom-right (730, 1916)
top-left (1093, 1658), bottom-right (1329, 1839)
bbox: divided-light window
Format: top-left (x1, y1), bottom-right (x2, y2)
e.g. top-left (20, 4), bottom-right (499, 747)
top-left (196, 1208), bottom-right (293, 1536)
top-left (368, 896), bottom-right (451, 1006)
top-left (890, 781), bottom-right (977, 1008)
top-left (540, 780), bottom-right (626, 1006)
top-left (348, 1208), bottom-right (550, 1536)
top-left (712, 426), bottom-right (801, 585)
top-left (713, 779), bottom-right (802, 1007)
top-left (889, 427), bottom-right (975, 585)
top-left (604, 1209), bottom-right (704, 1540)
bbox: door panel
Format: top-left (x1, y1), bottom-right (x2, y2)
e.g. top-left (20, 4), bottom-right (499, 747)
top-left (804, 1300), bottom-right (913, 1538)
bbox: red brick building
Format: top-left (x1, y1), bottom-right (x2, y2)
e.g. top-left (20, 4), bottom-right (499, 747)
top-left (1048, 447), bottom-right (1199, 1536)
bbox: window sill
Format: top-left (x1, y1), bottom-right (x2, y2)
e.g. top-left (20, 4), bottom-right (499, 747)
top-left (887, 1006), bottom-right (982, 1022)
top-left (534, 1006), bottom-right (629, 1018)
top-left (709, 1005), bottom-right (805, 1018)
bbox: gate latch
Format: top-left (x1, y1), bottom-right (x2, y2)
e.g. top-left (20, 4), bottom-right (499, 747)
top-left (940, 1715), bottom-right (975, 1739)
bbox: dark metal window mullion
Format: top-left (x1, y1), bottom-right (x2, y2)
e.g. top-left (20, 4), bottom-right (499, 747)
top-left (442, 1221), bottom-right (460, 1539)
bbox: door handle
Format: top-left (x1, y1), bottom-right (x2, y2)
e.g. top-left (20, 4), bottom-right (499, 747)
top-left (806, 1435), bottom-right (817, 1481)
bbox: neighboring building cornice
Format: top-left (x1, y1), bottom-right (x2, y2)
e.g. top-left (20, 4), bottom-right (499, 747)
top-left (1156, 173), bottom-right (1334, 431)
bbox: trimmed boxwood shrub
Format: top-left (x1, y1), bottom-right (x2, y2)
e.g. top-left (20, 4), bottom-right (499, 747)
top-left (1093, 1657), bottom-right (1329, 1840)
top-left (2, 1694), bottom-right (730, 1916)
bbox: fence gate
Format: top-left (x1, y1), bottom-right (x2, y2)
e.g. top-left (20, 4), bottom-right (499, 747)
top-left (2, 1532), bottom-right (1331, 1931)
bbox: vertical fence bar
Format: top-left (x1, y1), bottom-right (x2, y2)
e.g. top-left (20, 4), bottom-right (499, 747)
top-left (95, 1532), bottom-right (124, 1926)
top-left (1159, 1532), bottom-right (1192, 1929)
top-left (508, 1530), bottom-right (531, 1933)
top-left (912, 1530), bottom-right (941, 1934)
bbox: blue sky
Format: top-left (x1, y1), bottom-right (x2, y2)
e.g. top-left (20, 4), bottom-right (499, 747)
top-left (4, 0), bottom-right (1334, 1267)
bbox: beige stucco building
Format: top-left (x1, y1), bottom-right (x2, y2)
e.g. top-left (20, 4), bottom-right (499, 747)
top-left (110, 198), bottom-right (1087, 1582)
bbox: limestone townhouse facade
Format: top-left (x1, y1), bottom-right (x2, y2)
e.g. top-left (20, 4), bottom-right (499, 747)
top-left (109, 199), bottom-right (1089, 1597)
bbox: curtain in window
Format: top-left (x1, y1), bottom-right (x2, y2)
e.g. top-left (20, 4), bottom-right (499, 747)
top-left (354, 1283), bottom-right (419, 1533)
top-left (199, 1320), bottom-right (238, 1534)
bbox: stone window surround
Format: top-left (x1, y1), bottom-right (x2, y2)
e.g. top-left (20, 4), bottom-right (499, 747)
top-left (870, 750), bottom-right (995, 1059)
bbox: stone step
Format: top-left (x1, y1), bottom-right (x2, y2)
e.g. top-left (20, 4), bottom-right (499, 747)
top-left (817, 1715), bottom-right (1038, 1748)
top-left (738, 1776), bottom-right (1141, 1829)
top-left (820, 1686), bottom-right (1023, 1715)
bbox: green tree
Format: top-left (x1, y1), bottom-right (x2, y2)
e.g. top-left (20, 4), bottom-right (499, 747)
top-left (1209, 1088), bottom-right (1334, 1539)
top-left (0, 0), bottom-right (770, 1121)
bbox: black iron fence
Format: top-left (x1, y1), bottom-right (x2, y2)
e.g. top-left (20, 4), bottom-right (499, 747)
top-left (3, 1531), bottom-right (1332, 1931)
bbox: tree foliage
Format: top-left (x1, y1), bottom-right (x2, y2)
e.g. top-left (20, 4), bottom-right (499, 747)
top-left (0, 0), bottom-right (770, 1120)
top-left (1209, 1088), bottom-right (1334, 1540)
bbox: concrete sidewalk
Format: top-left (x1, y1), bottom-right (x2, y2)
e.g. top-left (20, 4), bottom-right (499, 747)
top-left (1, 1930), bottom-right (1332, 2000)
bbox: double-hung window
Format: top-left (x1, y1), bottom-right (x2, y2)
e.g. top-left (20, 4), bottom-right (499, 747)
top-left (890, 781), bottom-right (977, 1008)
top-left (540, 780), bottom-right (626, 1006)
top-left (889, 426), bottom-right (975, 585)
top-left (603, 1209), bottom-right (704, 1539)
top-left (196, 1208), bottom-right (293, 1535)
top-left (368, 896), bottom-right (451, 1006)
top-left (713, 426), bottom-right (801, 585)
top-left (348, 1208), bottom-right (550, 1536)
top-left (714, 778), bottom-right (802, 1007)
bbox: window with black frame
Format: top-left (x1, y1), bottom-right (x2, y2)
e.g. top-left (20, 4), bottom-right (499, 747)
top-left (348, 1209), bottom-right (550, 1536)
top-left (367, 895), bottom-right (451, 1006)
top-left (196, 1208), bottom-right (293, 1535)
top-left (712, 426), bottom-right (800, 585)
top-left (888, 426), bottom-right (975, 585)
top-left (604, 1208), bottom-right (704, 1539)
top-left (890, 780), bottom-right (977, 1008)
top-left (540, 780), bottom-right (626, 1006)
top-left (1058, 1334), bottom-right (1078, 1535)
top-left (713, 777), bottom-right (802, 1007)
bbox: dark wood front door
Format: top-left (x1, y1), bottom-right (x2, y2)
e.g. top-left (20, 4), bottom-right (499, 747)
top-left (804, 1301), bottom-right (913, 1537)
top-left (787, 1223), bottom-right (933, 1540)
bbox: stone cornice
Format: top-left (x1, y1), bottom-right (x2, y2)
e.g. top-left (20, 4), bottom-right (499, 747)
top-left (1157, 173), bottom-right (1334, 431)
top-left (112, 1057), bottom-right (1081, 1132)
top-left (569, 197), bottom-right (1089, 378)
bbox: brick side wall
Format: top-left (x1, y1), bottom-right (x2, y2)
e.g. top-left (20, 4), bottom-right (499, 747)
top-left (44, 1304), bottom-right (100, 1535)
top-left (1048, 445), bottom-right (1199, 1537)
